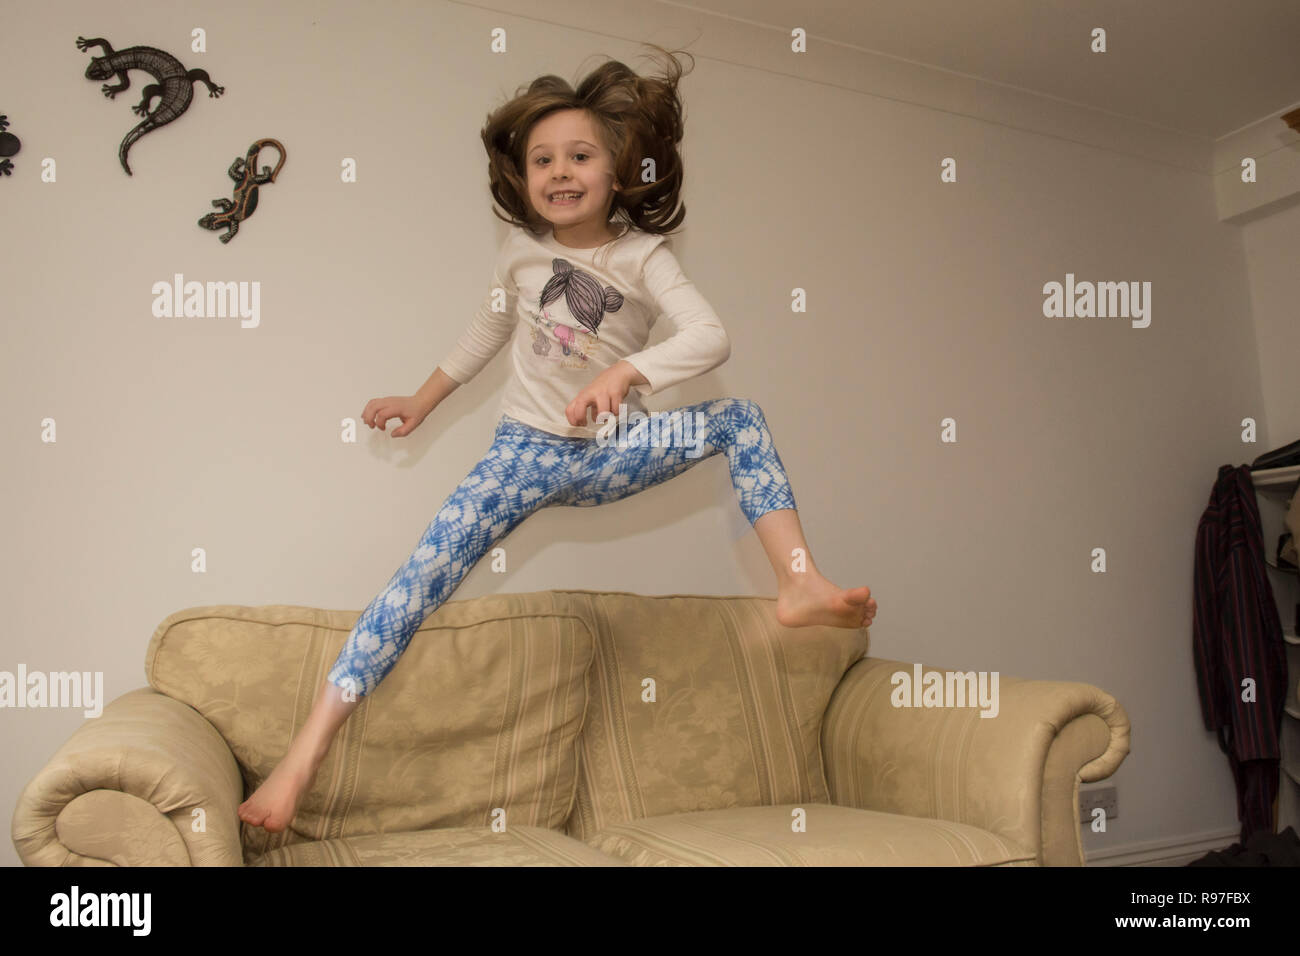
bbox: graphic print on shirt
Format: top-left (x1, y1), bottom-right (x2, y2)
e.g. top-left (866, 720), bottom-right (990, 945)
top-left (528, 258), bottom-right (625, 371)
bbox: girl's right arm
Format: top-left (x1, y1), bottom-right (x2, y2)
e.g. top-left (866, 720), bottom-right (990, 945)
top-left (415, 365), bottom-right (461, 414)
top-left (363, 367), bottom-right (460, 437)
top-left (370, 242), bottom-right (518, 437)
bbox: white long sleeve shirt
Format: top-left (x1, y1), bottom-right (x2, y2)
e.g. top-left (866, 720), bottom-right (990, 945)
top-left (438, 222), bottom-right (731, 438)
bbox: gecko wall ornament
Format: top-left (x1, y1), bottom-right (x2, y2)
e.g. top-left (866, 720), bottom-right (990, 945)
top-left (0, 115), bottom-right (20, 176)
top-left (75, 35), bottom-right (225, 175)
top-left (198, 139), bottom-right (287, 243)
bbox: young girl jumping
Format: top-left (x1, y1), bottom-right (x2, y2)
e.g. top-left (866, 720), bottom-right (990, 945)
top-left (238, 45), bottom-right (877, 834)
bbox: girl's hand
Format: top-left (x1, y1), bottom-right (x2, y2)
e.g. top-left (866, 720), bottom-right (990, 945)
top-left (363, 395), bottom-right (433, 437)
top-left (566, 363), bottom-right (637, 427)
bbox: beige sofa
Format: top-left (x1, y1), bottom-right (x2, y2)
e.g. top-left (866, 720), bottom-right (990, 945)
top-left (12, 589), bottom-right (1130, 866)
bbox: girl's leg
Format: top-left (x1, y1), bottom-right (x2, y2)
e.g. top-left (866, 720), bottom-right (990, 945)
top-left (327, 418), bottom-right (589, 698)
top-left (567, 398), bottom-right (796, 523)
top-left (238, 417), bottom-right (587, 832)
top-left (566, 397), bottom-right (876, 628)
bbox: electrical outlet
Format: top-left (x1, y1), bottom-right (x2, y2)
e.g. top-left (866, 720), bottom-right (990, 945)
top-left (1079, 785), bottom-right (1118, 824)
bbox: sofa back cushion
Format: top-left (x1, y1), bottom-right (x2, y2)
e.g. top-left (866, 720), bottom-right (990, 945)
top-left (145, 593), bottom-right (593, 858)
top-left (554, 590), bottom-right (867, 842)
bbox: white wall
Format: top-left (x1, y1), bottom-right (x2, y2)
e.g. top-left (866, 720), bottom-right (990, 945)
top-left (2, 0), bottom-right (1292, 866)
top-left (1242, 200), bottom-right (1300, 445)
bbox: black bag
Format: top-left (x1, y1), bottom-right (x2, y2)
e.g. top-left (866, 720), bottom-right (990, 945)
top-left (1186, 826), bottom-right (1300, 866)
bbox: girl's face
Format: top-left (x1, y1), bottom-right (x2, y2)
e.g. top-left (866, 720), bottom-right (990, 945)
top-left (524, 109), bottom-right (619, 230)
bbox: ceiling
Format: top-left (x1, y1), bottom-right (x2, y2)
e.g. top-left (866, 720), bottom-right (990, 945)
top-left (669, 0), bottom-right (1300, 140)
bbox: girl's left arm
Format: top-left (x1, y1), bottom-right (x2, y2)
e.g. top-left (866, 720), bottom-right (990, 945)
top-left (614, 360), bottom-right (650, 388)
top-left (619, 243), bottom-right (730, 397)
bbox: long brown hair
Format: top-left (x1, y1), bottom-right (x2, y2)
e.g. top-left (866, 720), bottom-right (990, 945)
top-left (481, 43), bottom-right (695, 264)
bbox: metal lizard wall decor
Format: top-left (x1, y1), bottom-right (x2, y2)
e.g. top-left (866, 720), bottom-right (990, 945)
top-left (198, 139), bottom-right (287, 243)
top-left (0, 115), bottom-right (19, 176)
top-left (75, 35), bottom-right (224, 176)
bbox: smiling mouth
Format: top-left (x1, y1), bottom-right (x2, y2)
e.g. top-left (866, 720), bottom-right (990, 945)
top-left (548, 192), bottom-right (584, 203)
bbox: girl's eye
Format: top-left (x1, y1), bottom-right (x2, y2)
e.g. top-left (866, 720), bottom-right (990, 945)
top-left (535, 154), bottom-right (589, 165)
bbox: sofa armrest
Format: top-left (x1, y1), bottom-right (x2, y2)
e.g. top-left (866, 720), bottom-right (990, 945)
top-left (821, 657), bottom-right (1130, 866)
top-left (12, 687), bottom-right (247, 866)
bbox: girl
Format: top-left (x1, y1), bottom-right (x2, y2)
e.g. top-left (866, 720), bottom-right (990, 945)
top-left (238, 45), bottom-right (876, 834)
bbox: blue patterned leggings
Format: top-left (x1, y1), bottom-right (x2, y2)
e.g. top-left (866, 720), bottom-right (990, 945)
top-left (326, 397), bottom-right (796, 698)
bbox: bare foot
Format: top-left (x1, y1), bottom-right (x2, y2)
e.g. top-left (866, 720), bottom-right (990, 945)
top-left (776, 572), bottom-right (876, 629)
top-left (238, 750), bottom-right (321, 833)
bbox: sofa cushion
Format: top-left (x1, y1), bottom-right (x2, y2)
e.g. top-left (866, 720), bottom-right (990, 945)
top-left (553, 590), bottom-right (867, 842)
top-left (145, 594), bottom-right (594, 859)
top-left (248, 825), bottom-right (627, 866)
top-left (585, 804), bottom-right (1036, 866)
